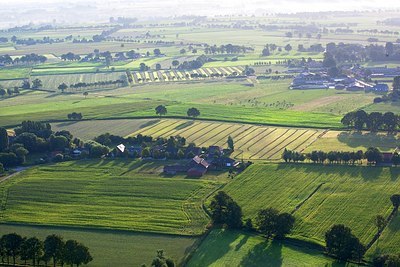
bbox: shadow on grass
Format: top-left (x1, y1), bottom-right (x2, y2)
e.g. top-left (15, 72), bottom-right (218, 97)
top-left (337, 132), bottom-right (398, 151)
top-left (240, 239), bottom-right (282, 266)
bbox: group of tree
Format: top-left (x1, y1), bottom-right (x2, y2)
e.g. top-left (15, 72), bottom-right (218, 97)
top-left (282, 147), bottom-right (394, 166)
top-left (325, 224), bottom-right (365, 262)
top-left (141, 250), bottom-right (175, 267)
top-left (209, 191), bottom-right (295, 239)
top-left (0, 53), bottom-right (46, 65)
top-left (0, 86), bottom-right (20, 98)
top-left (67, 112), bottom-right (83, 120)
top-left (20, 79), bottom-right (43, 90)
top-left (0, 233), bottom-right (92, 266)
top-left (0, 121), bottom-right (112, 168)
top-left (176, 55), bottom-right (210, 70)
top-left (341, 110), bottom-right (398, 133)
top-left (203, 44), bottom-right (254, 55)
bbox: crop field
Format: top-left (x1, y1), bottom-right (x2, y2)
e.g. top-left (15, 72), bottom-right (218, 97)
top-left (128, 119), bottom-right (324, 160)
top-left (187, 229), bottom-right (348, 267)
top-left (223, 164), bottom-right (400, 246)
top-left (51, 119), bottom-right (160, 140)
top-left (34, 72), bottom-right (128, 90)
top-left (0, 224), bottom-right (196, 267)
top-left (304, 130), bottom-right (400, 153)
top-left (0, 160), bottom-right (223, 235)
top-left (127, 66), bottom-right (245, 85)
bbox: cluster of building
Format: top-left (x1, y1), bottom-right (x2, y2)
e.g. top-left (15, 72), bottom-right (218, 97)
top-left (163, 145), bottom-right (239, 177)
top-left (290, 71), bottom-right (389, 92)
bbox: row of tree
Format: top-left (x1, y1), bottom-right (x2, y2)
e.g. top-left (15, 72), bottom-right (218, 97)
top-left (341, 110), bottom-right (398, 133)
top-left (282, 147), bottom-right (393, 165)
top-left (58, 79), bottom-right (125, 92)
top-left (0, 233), bottom-right (92, 266)
top-left (0, 53), bottom-right (47, 65)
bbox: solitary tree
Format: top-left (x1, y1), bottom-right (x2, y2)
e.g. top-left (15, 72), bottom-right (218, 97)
top-left (155, 105), bottom-right (167, 116)
top-left (375, 215), bottom-right (386, 232)
top-left (325, 224), bottom-right (365, 261)
top-left (227, 136), bottom-right (234, 151)
top-left (83, 92), bottom-right (88, 98)
top-left (172, 60), bottom-right (179, 68)
top-left (58, 83), bottom-right (68, 93)
top-left (0, 127), bottom-right (8, 152)
top-left (390, 194), bottom-right (400, 210)
top-left (209, 191), bottom-right (243, 229)
top-left (187, 107), bottom-right (200, 118)
top-left (32, 79), bottom-right (42, 89)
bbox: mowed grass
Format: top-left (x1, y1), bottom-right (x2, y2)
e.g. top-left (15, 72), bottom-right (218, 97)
top-left (304, 131), bottom-right (400, 153)
top-left (223, 164), bottom-right (400, 246)
top-left (0, 224), bottom-right (196, 267)
top-left (128, 119), bottom-right (323, 160)
top-left (187, 229), bottom-right (349, 267)
top-left (51, 119), bottom-right (160, 140)
top-left (0, 160), bottom-right (222, 235)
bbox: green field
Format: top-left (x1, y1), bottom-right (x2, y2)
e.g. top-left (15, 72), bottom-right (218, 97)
top-left (223, 164), bottom-right (400, 247)
top-left (0, 160), bottom-right (223, 235)
top-left (0, 224), bottom-right (196, 267)
top-left (187, 229), bottom-right (349, 267)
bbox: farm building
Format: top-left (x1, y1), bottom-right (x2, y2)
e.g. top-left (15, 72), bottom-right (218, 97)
top-left (290, 72), bottom-right (331, 89)
top-left (372, 84), bottom-right (389, 92)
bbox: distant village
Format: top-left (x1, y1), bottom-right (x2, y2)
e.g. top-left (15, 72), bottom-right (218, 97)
top-left (289, 65), bottom-right (399, 92)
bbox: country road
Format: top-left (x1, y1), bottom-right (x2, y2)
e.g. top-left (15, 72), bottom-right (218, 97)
top-left (0, 167), bottom-right (29, 184)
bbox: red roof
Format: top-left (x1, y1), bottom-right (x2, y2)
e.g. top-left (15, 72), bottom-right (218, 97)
top-left (192, 156), bottom-right (209, 168)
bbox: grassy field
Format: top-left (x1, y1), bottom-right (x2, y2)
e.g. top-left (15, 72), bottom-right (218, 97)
top-left (187, 229), bottom-right (350, 267)
top-left (0, 160), bottom-right (224, 235)
top-left (0, 224), bottom-right (196, 267)
top-left (222, 164), bottom-right (400, 247)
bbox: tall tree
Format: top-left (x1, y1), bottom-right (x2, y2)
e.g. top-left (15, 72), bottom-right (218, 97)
top-left (227, 136), bottom-right (234, 151)
top-left (44, 235), bottom-right (64, 267)
top-left (390, 194), bottom-right (400, 210)
top-left (187, 108), bottom-right (200, 118)
top-left (58, 83), bottom-right (68, 93)
top-left (2, 233), bottom-right (24, 266)
top-left (0, 127), bottom-right (8, 152)
top-left (20, 237), bottom-right (43, 267)
top-left (209, 191), bottom-right (243, 229)
top-left (155, 105), bottom-right (167, 116)
top-left (32, 79), bottom-right (42, 89)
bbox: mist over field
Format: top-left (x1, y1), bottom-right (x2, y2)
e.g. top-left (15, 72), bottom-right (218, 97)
top-left (1, 0), bottom-right (400, 28)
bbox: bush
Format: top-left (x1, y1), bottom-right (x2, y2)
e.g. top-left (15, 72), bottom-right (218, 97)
top-left (53, 154), bottom-right (64, 162)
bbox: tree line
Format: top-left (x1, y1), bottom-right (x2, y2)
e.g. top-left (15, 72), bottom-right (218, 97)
top-left (0, 233), bottom-right (92, 267)
top-left (341, 110), bottom-right (398, 133)
top-left (58, 80), bottom-right (126, 93)
top-left (282, 147), bottom-right (396, 165)
top-left (0, 54), bottom-right (47, 65)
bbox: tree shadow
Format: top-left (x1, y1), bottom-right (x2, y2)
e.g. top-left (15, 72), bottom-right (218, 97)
top-left (240, 239), bottom-right (282, 267)
top-left (337, 132), bottom-right (398, 151)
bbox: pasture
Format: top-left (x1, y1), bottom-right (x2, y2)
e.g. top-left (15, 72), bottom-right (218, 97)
top-left (187, 229), bottom-right (348, 267)
top-left (0, 160), bottom-right (223, 235)
top-left (222, 164), bottom-right (400, 247)
top-left (0, 224), bottom-right (196, 267)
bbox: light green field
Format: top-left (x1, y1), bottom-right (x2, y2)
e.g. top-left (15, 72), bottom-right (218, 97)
top-left (0, 67), bottom-right (31, 80)
top-left (187, 229), bottom-right (350, 267)
top-left (223, 164), bottom-right (400, 247)
top-left (0, 160), bottom-right (223, 235)
top-left (0, 224), bottom-right (196, 267)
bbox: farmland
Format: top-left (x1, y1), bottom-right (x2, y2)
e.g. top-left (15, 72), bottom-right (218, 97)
top-left (187, 229), bottom-right (348, 267)
top-left (0, 160), bottom-right (223, 235)
top-left (223, 164), bottom-right (400, 246)
top-left (0, 224), bottom-right (196, 267)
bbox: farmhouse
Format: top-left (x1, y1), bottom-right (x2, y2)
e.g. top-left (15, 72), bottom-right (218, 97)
top-left (291, 72), bottom-right (331, 89)
top-left (372, 83), bottom-right (389, 92)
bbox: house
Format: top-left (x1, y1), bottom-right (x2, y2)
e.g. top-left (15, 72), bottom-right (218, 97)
top-left (72, 149), bottom-right (82, 157)
top-left (187, 156), bottom-right (210, 177)
top-left (382, 152), bottom-right (394, 164)
top-left (163, 165), bottom-right (190, 175)
top-left (372, 84), bottom-right (389, 92)
top-left (346, 83), bottom-right (365, 91)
